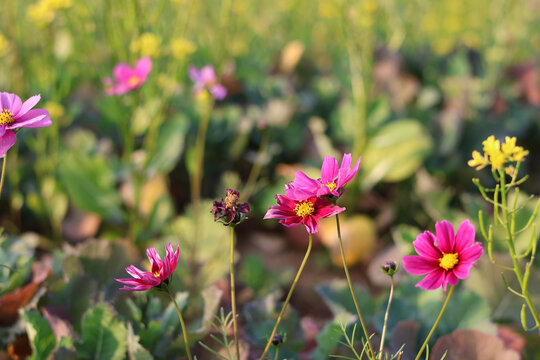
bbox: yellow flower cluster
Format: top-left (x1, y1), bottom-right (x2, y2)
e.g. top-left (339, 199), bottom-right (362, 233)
top-left (468, 136), bottom-right (529, 171)
top-left (130, 33), bottom-right (162, 58)
top-left (27, 0), bottom-right (72, 26)
top-left (170, 38), bottom-right (196, 60)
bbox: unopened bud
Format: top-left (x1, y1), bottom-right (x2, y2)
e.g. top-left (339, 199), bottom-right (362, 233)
top-left (381, 261), bottom-right (398, 276)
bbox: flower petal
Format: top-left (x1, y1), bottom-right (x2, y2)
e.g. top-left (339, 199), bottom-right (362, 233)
top-left (413, 231), bottom-right (441, 260)
top-left (200, 66), bottom-right (217, 83)
top-left (452, 262), bottom-right (473, 279)
top-left (9, 109), bottom-right (52, 129)
top-left (0, 92), bottom-right (22, 114)
top-left (210, 84), bottom-right (227, 100)
top-left (113, 63), bottom-right (133, 80)
top-left (0, 130), bottom-right (16, 157)
top-left (455, 219), bottom-right (475, 253)
top-left (303, 215), bottom-right (319, 234)
top-left (459, 242), bottom-right (483, 264)
top-left (321, 156), bottom-right (339, 183)
top-left (314, 203), bottom-right (346, 218)
top-left (403, 255), bottom-right (438, 275)
top-left (415, 268), bottom-right (445, 290)
top-left (435, 220), bottom-right (455, 253)
top-left (135, 57), bottom-right (152, 79)
top-left (15, 95), bottom-right (40, 118)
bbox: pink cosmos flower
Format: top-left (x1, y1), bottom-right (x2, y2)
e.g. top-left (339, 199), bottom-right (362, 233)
top-left (402, 220), bottom-right (483, 291)
top-left (264, 194), bottom-right (345, 234)
top-left (104, 57), bottom-right (152, 95)
top-left (116, 243), bottom-right (179, 291)
top-left (188, 65), bottom-right (227, 100)
top-left (0, 92), bottom-right (52, 157)
top-left (286, 153), bottom-right (361, 199)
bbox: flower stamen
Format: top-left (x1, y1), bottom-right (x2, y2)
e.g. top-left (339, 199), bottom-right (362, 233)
top-left (0, 109), bottom-right (14, 126)
top-left (294, 200), bottom-right (315, 217)
top-left (439, 253), bottom-right (459, 271)
top-left (127, 76), bottom-right (141, 87)
top-left (153, 270), bottom-right (160, 277)
top-left (326, 181), bottom-right (337, 191)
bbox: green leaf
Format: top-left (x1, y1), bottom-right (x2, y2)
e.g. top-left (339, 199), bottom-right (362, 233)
top-left (361, 119), bottom-right (432, 189)
top-left (315, 281), bottom-right (375, 324)
top-left (127, 323), bottom-right (153, 360)
top-left (77, 304), bottom-right (127, 360)
top-left (146, 114), bottom-right (188, 176)
top-left (58, 149), bottom-right (124, 221)
top-left (24, 310), bottom-right (57, 360)
top-left (311, 322), bottom-right (342, 360)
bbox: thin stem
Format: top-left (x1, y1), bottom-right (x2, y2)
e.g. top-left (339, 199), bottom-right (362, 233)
top-left (230, 228), bottom-right (241, 360)
top-left (499, 170), bottom-right (540, 328)
top-left (335, 214), bottom-right (375, 359)
top-left (379, 276), bottom-right (395, 360)
top-left (414, 286), bottom-right (455, 360)
top-left (0, 154), bottom-right (6, 199)
top-left (259, 234), bottom-right (313, 360)
top-left (273, 348), bottom-right (279, 360)
top-left (168, 291), bottom-right (193, 360)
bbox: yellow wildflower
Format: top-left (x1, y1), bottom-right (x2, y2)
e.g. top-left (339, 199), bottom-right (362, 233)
top-left (482, 135), bottom-right (501, 158)
top-left (468, 151), bottom-right (488, 170)
top-left (27, 1), bottom-right (55, 26)
top-left (511, 147), bottom-right (529, 162)
top-left (0, 34), bottom-right (8, 57)
top-left (490, 150), bottom-right (506, 171)
top-left (502, 136), bottom-right (529, 162)
top-left (44, 101), bottom-right (65, 119)
top-left (130, 33), bottom-right (161, 58)
top-left (44, 0), bottom-right (72, 9)
top-left (170, 38), bottom-right (196, 60)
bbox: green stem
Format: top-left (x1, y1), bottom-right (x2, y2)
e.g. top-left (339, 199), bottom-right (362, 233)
top-left (499, 170), bottom-right (540, 329)
top-left (273, 348), bottom-right (279, 360)
top-left (414, 286), bottom-right (455, 360)
top-left (242, 130), bottom-right (270, 200)
top-left (378, 276), bottom-right (394, 360)
top-left (168, 291), bottom-right (193, 360)
top-left (0, 154), bottom-right (6, 199)
top-left (259, 234), bottom-right (313, 360)
top-left (230, 228), bottom-right (241, 360)
top-left (335, 214), bottom-right (375, 359)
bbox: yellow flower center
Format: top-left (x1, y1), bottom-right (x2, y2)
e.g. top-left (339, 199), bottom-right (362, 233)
top-left (153, 270), bottom-right (160, 277)
top-left (127, 76), bottom-right (141, 87)
top-left (326, 181), bottom-right (337, 191)
top-left (294, 200), bottom-right (315, 217)
top-left (0, 109), bottom-right (14, 126)
top-left (439, 253), bottom-right (459, 271)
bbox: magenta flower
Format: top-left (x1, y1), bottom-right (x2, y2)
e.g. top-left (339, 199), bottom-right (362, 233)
top-left (104, 57), bottom-right (152, 96)
top-left (286, 153), bottom-right (361, 199)
top-left (116, 243), bottom-right (179, 291)
top-left (402, 220), bottom-right (483, 291)
top-left (188, 65), bottom-right (227, 100)
top-left (264, 194), bottom-right (345, 234)
top-left (0, 92), bottom-right (52, 157)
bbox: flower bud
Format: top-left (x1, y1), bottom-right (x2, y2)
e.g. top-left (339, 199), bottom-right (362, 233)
top-left (272, 333), bottom-right (284, 346)
top-left (381, 261), bottom-right (398, 276)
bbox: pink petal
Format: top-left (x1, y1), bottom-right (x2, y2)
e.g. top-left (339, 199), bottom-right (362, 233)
top-left (415, 268), bottom-right (445, 290)
top-left (413, 231), bottom-right (441, 260)
top-left (15, 95), bottom-right (40, 117)
top-left (200, 66), bottom-right (217, 83)
top-left (135, 57), bottom-right (152, 79)
top-left (264, 206), bottom-right (294, 219)
top-left (275, 194), bottom-right (297, 209)
top-left (210, 84), bottom-right (227, 100)
top-left (188, 66), bottom-right (201, 82)
top-left (279, 217), bottom-right (302, 228)
top-left (293, 172), bottom-right (320, 193)
top-left (125, 265), bottom-right (147, 279)
top-left (113, 63), bottom-right (133, 80)
top-left (303, 215), bottom-right (319, 234)
top-left (321, 156), bottom-right (339, 183)
top-left (403, 255), bottom-right (438, 275)
top-left (0, 92), bottom-right (22, 114)
top-left (9, 109), bottom-right (51, 129)
top-left (435, 220), bottom-right (455, 253)
top-left (452, 262), bottom-right (473, 279)
top-left (458, 242), bottom-right (483, 263)
top-left (0, 130), bottom-right (16, 157)
top-left (454, 219), bottom-right (475, 253)
top-left (315, 203), bottom-right (346, 218)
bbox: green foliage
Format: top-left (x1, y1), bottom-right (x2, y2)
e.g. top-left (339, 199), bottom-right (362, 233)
top-left (77, 304), bottom-right (128, 360)
top-left (24, 310), bottom-right (57, 360)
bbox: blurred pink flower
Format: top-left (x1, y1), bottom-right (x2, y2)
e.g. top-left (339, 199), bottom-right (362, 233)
top-left (0, 92), bottom-right (52, 157)
top-left (116, 243), bottom-right (179, 291)
top-left (104, 57), bottom-right (152, 95)
top-left (403, 220), bottom-right (483, 291)
top-left (264, 194), bottom-right (345, 234)
top-left (286, 153), bottom-right (361, 199)
top-left (188, 65), bottom-right (227, 100)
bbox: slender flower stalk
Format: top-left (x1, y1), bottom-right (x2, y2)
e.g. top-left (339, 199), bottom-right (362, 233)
top-left (230, 228), bottom-right (240, 360)
top-left (335, 214), bottom-right (375, 359)
top-left (259, 234), bottom-right (313, 360)
top-left (378, 273), bottom-right (395, 360)
top-left (168, 291), bottom-right (193, 360)
top-left (414, 286), bottom-right (455, 360)
top-left (0, 154), bottom-right (6, 199)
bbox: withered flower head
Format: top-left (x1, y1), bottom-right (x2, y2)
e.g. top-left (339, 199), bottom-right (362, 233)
top-left (211, 189), bottom-right (250, 226)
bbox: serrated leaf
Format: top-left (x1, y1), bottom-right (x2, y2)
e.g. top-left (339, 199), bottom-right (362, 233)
top-left (24, 310), bottom-right (56, 360)
top-left (77, 304), bottom-right (127, 360)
